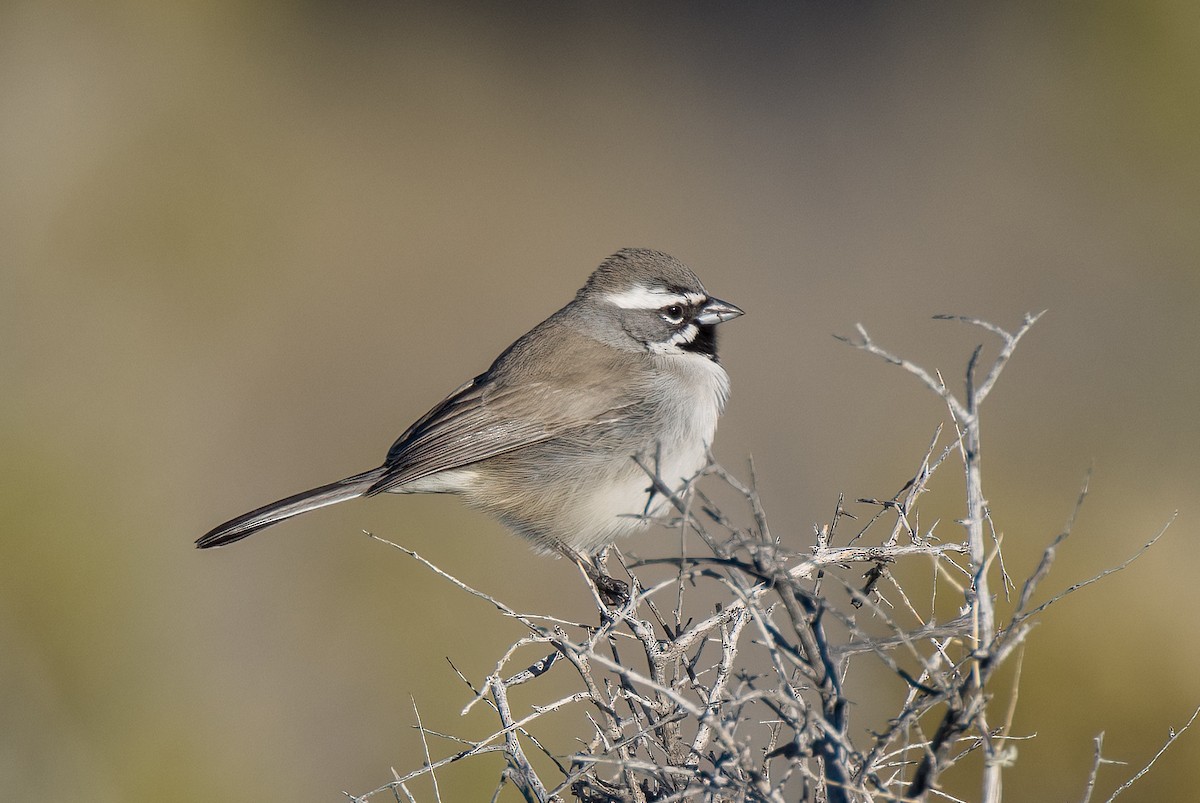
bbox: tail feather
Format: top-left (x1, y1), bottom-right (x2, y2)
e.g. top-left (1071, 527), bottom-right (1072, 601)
top-left (196, 468), bottom-right (386, 548)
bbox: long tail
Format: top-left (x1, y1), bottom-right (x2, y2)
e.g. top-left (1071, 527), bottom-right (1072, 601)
top-left (196, 467), bottom-right (387, 549)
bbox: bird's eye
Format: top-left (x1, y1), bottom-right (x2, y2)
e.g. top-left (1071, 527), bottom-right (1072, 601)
top-left (661, 304), bottom-right (685, 324)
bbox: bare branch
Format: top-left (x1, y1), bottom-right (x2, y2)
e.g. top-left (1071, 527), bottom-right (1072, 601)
top-left (835, 324), bottom-right (967, 421)
top-left (1105, 705), bottom-right (1200, 802)
top-left (1015, 469), bottom-right (1091, 615)
top-left (932, 310), bottom-right (1046, 404)
top-left (410, 697), bottom-right (442, 803)
top-left (1011, 513), bottom-right (1175, 630)
top-left (349, 312), bottom-right (1176, 803)
top-left (1081, 732), bottom-right (1105, 803)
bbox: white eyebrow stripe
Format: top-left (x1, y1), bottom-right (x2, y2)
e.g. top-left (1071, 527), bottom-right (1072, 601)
top-left (605, 286), bottom-right (685, 309)
top-left (604, 286), bottom-right (707, 309)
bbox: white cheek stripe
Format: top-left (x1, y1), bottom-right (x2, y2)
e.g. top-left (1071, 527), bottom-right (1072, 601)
top-left (647, 324), bottom-right (699, 354)
top-left (605, 286), bottom-right (707, 310)
top-left (672, 323), bottom-right (699, 344)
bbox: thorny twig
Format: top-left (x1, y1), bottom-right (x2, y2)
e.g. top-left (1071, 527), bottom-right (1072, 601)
top-left (348, 313), bottom-right (1179, 803)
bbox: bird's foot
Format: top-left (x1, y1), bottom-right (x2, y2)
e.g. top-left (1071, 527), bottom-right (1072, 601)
top-left (561, 545), bottom-right (631, 606)
top-left (591, 572), bottom-right (630, 607)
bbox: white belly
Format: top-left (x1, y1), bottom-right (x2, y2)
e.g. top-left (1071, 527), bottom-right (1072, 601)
top-left (571, 354), bottom-right (730, 550)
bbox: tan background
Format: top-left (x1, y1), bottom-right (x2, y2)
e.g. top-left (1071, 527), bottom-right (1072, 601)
top-left (4, 3), bottom-right (1199, 800)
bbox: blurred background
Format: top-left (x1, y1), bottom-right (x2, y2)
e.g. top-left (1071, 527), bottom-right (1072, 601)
top-left (4, 2), bottom-right (1199, 800)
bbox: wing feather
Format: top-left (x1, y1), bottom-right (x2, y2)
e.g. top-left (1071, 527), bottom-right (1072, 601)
top-left (367, 368), bottom-right (638, 495)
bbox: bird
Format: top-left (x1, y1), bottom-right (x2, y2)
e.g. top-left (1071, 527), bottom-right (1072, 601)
top-left (197, 248), bottom-right (742, 597)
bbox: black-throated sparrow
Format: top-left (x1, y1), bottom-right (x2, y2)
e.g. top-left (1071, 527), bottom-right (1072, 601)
top-left (197, 248), bottom-right (742, 590)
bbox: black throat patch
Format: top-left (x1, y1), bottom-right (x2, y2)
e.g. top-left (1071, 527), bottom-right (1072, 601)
top-left (681, 323), bottom-right (719, 361)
